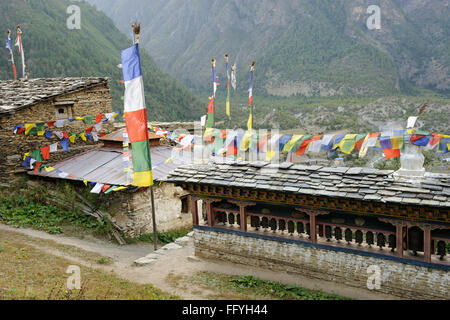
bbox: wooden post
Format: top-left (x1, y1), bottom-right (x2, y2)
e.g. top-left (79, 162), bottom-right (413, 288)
top-left (309, 213), bottom-right (317, 243)
top-left (423, 226), bottom-right (431, 263)
top-left (191, 198), bottom-right (199, 226)
top-left (240, 205), bottom-right (247, 232)
top-left (150, 186), bottom-right (158, 251)
top-left (396, 224), bottom-right (403, 258)
top-left (205, 200), bottom-right (214, 227)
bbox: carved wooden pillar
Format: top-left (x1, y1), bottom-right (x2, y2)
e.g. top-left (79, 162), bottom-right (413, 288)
top-left (396, 224), bottom-right (404, 258)
top-left (229, 200), bottom-right (256, 233)
top-left (190, 197), bottom-right (199, 226)
top-left (423, 225), bottom-right (432, 263)
top-left (240, 205), bottom-right (247, 232)
top-left (202, 198), bottom-right (222, 227)
top-left (295, 208), bottom-right (329, 244)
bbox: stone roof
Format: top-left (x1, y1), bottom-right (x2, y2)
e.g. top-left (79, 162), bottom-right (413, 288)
top-left (166, 159), bottom-right (450, 208)
top-left (0, 77), bottom-right (108, 115)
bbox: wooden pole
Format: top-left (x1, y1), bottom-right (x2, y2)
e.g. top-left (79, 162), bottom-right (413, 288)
top-left (150, 186), bottom-right (158, 251)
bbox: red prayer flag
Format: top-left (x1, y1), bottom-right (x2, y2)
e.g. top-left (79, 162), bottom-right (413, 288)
top-left (46, 121), bottom-right (56, 128)
top-left (62, 132), bottom-right (69, 139)
top-left (383, 148), bottom-right (401, 159)
top-left (85, 126), bottom-right (94, 134)
top-left (101, 184), bottom-right (112, 193)
top-left (95, 114), bottom-right (104, 123)
top-left (34, 162), bottom-right (42, 174)
top-left (41, 146), bottom-right (50, 160)
top-left (296, 140), bottom-right (312, 155)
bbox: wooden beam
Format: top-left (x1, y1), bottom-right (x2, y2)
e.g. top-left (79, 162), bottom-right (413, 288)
top-left (424, 226), bottom-right (432, 262)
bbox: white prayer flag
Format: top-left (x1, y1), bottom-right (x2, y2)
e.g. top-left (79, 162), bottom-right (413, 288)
top-left (49, 143), bottom-right (58, 153)
top-left (54, 131), bottom-right (64, 139)
top-left (321, 134), bottom-right (334, 146)
top-left (55, 120), bottom-right (65, 128)
top-left (201, 115), bottom-right (207, 127)
top-left (58, 171), bottom-right (69, 178)
top-left (307, 140), bottom-right (323, 153)
top-left (407, 116), bottom-right (418, 129)
top-left (90, 183), bottom-right (104, 194)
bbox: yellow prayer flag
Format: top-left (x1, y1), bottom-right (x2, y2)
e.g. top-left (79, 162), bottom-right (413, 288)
top-left (69, 135), bottom-right (76, 143)
top-left (83, 179), bottom-right (88, 186)
top-left (247, 113), bottom-right (253, 131)
top-left (25, 123), bottom-right (35, 135)
top-left (76, 116), bottom-right (85, 121)
top-left (204, 128), bottom-right (214, 137)
top-left (45, 167), bottom-right (55, 172)
top-left (79, 133), bottom-right (87, 141)
top-left (23, 152), bottom-right (30, 160)
top-left (239, 131), bottom-right (253, 151)
top-left (266, 150), bottom-right (277, 161)
top-left (337, 134), bottom-right (358, 154)
top-left (37, 130), bottom-right (45, 136)
top-left (391, 135), bottom-right (404, 150)
top-left (282, 135), bottom-right (303, 153)
top-left (112, 186), bottom-right (128, 192)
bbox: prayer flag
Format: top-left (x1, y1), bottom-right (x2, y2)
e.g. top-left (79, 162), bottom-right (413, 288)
top-left (121, 43), bottom-right (153, 187)
top-left (41, 146), bottom-right (50, 160)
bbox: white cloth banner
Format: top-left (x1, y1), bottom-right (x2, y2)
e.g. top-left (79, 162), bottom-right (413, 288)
top-left (407, 116), bottom-right (418, 129)
top-left (54, 131), bottom-right (64, 139)
top-left (90, 183), bottom-right (104, 194)
top-left (58, 171), bottom-right (69, 178)
top-left (94, 122), bottom-right (103, 132)
top-left (55, 120), bottom-right (65, 128)
top-left (307, 140), bottom-right (323, 153)
top-left (321, 134), bottom-right (334, 146)
top-left (49, 143), bottom-right (58, 153)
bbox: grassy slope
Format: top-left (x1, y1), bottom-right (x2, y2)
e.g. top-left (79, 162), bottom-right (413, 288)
top-left (0, 0), bottom-right (203, 121)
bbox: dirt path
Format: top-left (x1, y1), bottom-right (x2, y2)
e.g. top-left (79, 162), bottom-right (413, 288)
top-left (0, 223), bottom-right (398, 300)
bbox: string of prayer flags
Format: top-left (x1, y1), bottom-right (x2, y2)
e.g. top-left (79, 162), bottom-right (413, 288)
top-left (306, 135), bottom-right (324, 154)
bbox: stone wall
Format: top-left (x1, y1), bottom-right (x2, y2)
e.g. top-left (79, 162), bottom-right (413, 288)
top-left (0, 83), bottom-right (114, 182)
top-left (109, 182), bottom-right (196, 237)
top-left (194, 227), bottom-right (449, 300)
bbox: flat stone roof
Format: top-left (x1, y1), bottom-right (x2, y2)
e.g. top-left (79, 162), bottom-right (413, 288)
top-left (0, 77), bottom-right (108, 115)
top-left (166, 159), bottom-right (450, 208)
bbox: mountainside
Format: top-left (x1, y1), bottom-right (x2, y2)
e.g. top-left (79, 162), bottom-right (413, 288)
top-left (0, 0), bottom-right (203, 121)
top-left (88, 0), bottom-right (450, 97)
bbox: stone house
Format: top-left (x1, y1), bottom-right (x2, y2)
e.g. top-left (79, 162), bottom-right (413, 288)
top-left (30, 128), bottom-right (197, 237)
top-left (0, 77), bottom-right (114, 184)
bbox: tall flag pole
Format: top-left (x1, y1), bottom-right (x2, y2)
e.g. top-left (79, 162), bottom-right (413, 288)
top-left (5, 29), bottom-right (17, 80)
top-left (225, 54), bottom-right (231, 120)
top-left (206, 58), bottom-right (217, 128)
top-left (121, 22), bottom-right (157, 249)
top-left (247, 61), bottom-right (255, 130)
top-left (15, 25), bottom-right (26, 79)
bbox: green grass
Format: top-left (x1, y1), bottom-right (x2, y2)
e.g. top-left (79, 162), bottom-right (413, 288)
top-left (0, 182), bottom-right (111, 237)
top-left (190, 271), bottom-right (349, 300)
top-left (133, 227), bottom-right (192, 244)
